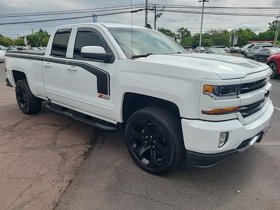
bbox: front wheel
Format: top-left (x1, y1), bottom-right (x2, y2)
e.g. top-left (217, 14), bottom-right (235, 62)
top-left (268, 62), bottom-right (279, 79)
top-left (125, 107), bottom-right (185, 175)
top-left (16, 79), bottom-right (42, 114)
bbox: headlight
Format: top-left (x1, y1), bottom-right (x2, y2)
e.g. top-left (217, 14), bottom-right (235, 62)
top-left (203, 84), bottom-right (239, 99)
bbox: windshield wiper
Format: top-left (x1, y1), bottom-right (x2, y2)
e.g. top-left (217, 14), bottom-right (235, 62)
top-left (131, 53), bottom-right (153, 59)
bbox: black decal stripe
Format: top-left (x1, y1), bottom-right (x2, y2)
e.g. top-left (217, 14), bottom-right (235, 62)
top-left (67, 61), bottom-right (110, 96)
top-left (5, 53), bottom-right (110, 96)
top-left (44, 57), bottom-right (67, 64)
top-left (5, 53), bottom-right (44, 61)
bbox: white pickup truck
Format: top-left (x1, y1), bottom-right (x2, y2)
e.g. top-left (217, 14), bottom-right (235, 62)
top-left (5, 23), bottom-right (274, 174)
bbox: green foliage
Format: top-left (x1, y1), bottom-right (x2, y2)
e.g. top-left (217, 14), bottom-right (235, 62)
top-left (258, 30), bottom-right (275, 41)
top-left (0, 34), bottom-right (13, 46)
top-left (26, 29), bottom-right (50, 47)
top-left (158, 28), bottom-right (176, 37)
top-left (235, 28), bottom-right (257, 46)
top-left (177, 27), bottom-right (191, 44)
top-left (14, 36), bottom-right (25, 46)
top-left (269, 20), bottom-right (279, 32)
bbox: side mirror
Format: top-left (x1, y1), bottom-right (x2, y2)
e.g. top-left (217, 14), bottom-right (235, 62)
top-left (81, 46), bottom-right (112, 63)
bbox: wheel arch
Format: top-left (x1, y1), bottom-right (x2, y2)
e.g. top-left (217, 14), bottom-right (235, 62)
top-left (267, 60), bottom-right (279, 74)
top-left (12, 70), bottom-right (27, 84)
top-left (121, 92), bottom-right (181, 125)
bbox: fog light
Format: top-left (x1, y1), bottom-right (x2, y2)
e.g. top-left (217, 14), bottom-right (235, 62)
top-left (218, 132), bottom-right (229, 148)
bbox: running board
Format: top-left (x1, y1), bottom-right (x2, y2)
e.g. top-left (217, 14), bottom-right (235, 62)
top-left (45, 103), bottom-right (118, 132)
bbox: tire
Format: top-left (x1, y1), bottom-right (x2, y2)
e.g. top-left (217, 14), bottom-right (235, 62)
top-left (125, 107), bottom-right (185, 175)
top-left (254, 56), bottom-right (258, 61)
top-left (15, 79), bottom-right (42, 114)
top-left (244, 53), bottom-right (247, 58)
top-left (268, 62), bottom-right (279, 79)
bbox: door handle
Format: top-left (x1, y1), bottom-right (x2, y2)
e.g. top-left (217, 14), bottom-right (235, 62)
top-left (67, 66), bottom-right (77, 71)
top-left (44, 62), bottom-right (52, 69)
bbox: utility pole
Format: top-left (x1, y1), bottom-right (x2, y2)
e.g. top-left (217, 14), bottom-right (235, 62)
top-left (92, 13), bottom-right (98, 22)
top-left (153, 5), bottom-right (164, 30)
top-left (154, 5), bottom-right (157, 29)
top-left (274, 16), bottom-right (279, 47)
top-left (198, 0), bottom-right (209, 52)
top-left (145, 0), bottom-right (148, 27)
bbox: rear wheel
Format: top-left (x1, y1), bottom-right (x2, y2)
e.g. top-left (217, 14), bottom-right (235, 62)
top-left (268, 62), bottom-right (279, 79)
top-left (125, 107), bottom-right (185, 175)
top-left (16, 79), bottom-right (42, 114)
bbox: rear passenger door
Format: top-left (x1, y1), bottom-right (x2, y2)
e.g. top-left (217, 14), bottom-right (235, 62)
top-left (43, 28), bottom-right (72, 105)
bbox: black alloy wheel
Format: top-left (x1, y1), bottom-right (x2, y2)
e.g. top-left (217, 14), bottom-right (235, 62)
top-left (125, 107), bottom-right (184, 175)
top-left (16, 79), bottom-right (42, 114)
top-left (16, 82), bottom-right (29, 113)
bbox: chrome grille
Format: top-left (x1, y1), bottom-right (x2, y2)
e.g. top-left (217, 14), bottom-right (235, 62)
top-left (239, 79), bottom-right (267, 94)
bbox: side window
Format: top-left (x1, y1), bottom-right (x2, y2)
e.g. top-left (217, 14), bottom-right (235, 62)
top-left (73, 28), bottom-right (112, 59)
top-left (51, 29), bottom-right (71, 57)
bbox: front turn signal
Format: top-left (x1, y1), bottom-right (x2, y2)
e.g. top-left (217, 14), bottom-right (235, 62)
top-left (202, 107), bottom-right (239, 115)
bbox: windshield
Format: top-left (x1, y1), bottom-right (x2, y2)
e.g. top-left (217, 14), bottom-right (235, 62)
top-left (108, 27), bottom-right (185, 58)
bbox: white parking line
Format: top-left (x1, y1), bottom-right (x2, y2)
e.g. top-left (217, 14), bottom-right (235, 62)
top-left (274, 106), bottom-right (280, 112)
top-left (271, 81), bottom-right (280, 86)
top-left (260, 142), bottom-right (280, 146)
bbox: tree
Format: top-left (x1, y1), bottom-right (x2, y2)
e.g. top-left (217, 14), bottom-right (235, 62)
top-left (258, 30), bottom-right (275, 41)
top-left (158, 28), bottom-right (176, 38)
top-left (235, 28), bottom-right (257, 47)
top-left (14, 36), bottom-right (24, 46)
top-left (0, 34), bottom-right (13, 46)
top-left (26, 29), bottom-right (50, 47)
top-left (177, 27), bottom-right (191, 44)
top-left (269, 20), bottom-right (279, 32)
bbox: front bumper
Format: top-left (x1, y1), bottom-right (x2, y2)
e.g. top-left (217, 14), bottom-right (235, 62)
top-left (186, 129), bottom-right (266, 167)
top-left (181, 98), bottom-right (274, 166)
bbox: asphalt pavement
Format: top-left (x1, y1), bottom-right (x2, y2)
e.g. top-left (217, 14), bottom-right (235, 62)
top-left (57, 81), bottom-right (280, 208)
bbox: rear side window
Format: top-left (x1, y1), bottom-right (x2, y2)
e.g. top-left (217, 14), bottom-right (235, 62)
top-left (73, 28), bottom-right (112, 59)
top-left (51, 29), bottom-right (71, 57)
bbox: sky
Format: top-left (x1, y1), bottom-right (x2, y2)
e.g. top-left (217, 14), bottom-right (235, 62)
top-left (0, 0), bottom-right (279, 37)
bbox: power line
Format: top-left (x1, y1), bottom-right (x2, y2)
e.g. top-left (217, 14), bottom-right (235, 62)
top-left (156, 4), bottom-right (280, 10)
top-left (0, 4), bottom-right (145, 18)
top-left (0, 9), bottom-right (144, 26)
top-left (161, 9), bottom-right (279, 17)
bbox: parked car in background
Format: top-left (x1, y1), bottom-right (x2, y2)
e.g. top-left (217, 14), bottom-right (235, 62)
top-left (211, 45), bottom-right (230, 53)
top-left (0, 45), bottom-right (6, 63)
top-left (229, 46), bottom-right (241, 53)
top-left (7, 46), bottom-right (17, 51)
top-left (254, 47), bottom-right (280, 61)
top-left (183, 46), bottom-right (195, 53)
top-left (241, 42), bottom-right (272, 55)
top-left (241, 43), bottom-right (254, 54)
top-left (194, 46), bottom-right (205, 53)
top-left (244, 45), bottom-right (272, 59)
top-left (267, 53), bottom-right (280, 78)
top-left (205, 47), bottom-right (231, 56)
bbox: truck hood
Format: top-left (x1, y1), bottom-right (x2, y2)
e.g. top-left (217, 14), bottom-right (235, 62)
top-left (138, 53), bottom-right (269, 79)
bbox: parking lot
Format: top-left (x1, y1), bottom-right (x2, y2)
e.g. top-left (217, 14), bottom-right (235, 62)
top-left (0, 63), bottom-right (280, 210)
